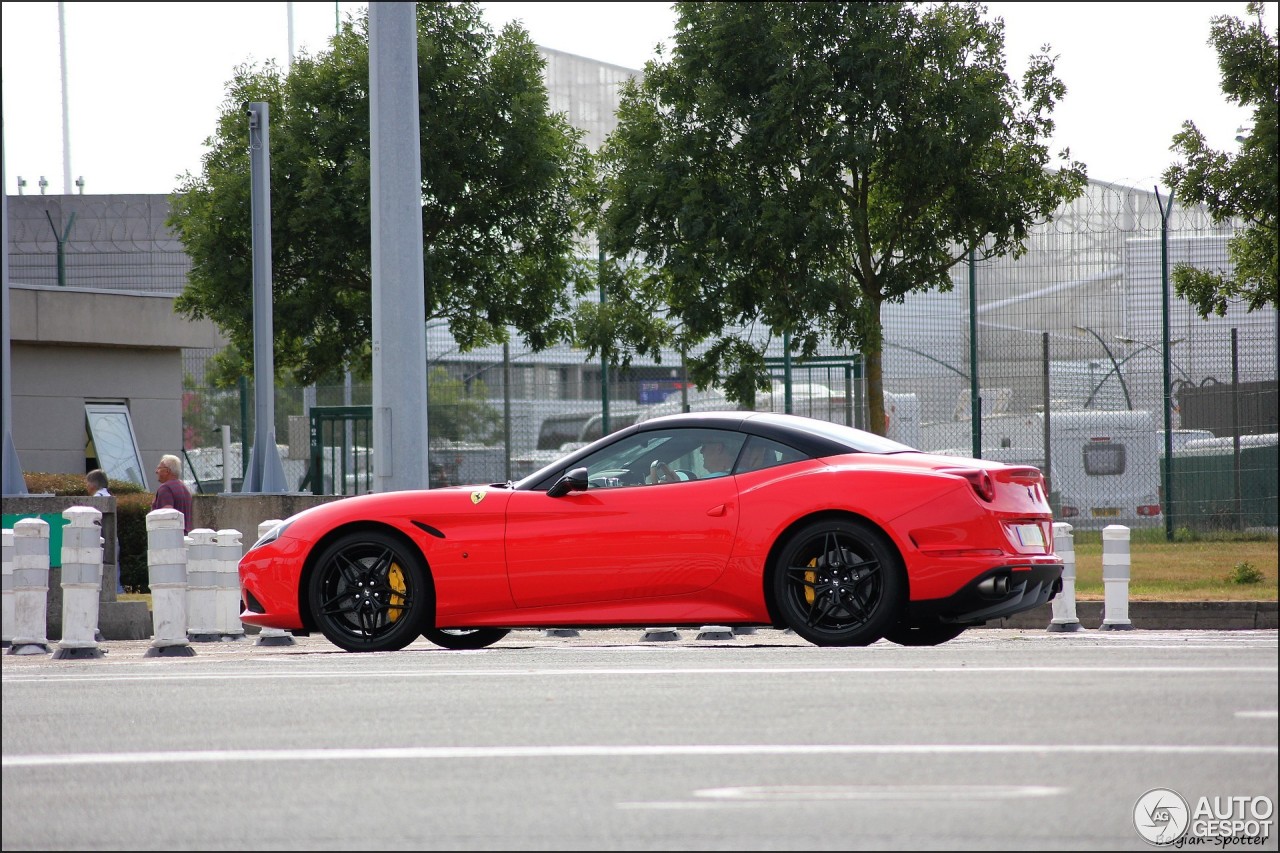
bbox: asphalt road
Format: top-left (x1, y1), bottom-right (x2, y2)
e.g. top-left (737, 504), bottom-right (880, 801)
top-left (3, 628), bottom-right (1277, 851)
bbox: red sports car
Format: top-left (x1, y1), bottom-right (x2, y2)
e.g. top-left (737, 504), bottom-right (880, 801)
top-left (239, 411), bottom-right (1062, 651)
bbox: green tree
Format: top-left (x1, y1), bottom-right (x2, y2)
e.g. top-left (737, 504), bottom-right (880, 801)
top-left (1163, 1), bottom-right (1278, 317)
top-left (169, 2), bottom-right (595, 385)
top-left (426, 367), bottom-right (502, 443)
top-left (590, 1), bottom-right (1086, 433)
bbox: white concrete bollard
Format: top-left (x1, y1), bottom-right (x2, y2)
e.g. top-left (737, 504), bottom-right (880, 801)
top-left (2, 528), bottom-right (14, 649)
top-left (1047, 522), bottom-right (1081, 633)
top-left (145, 508), bottom-right (195, 657)
top-left (9, 518), bottom-right (51, 655)
top-left (185, 529), bottom-right (221, 642)
top-left (53, 506), bottom-right (105, 659)
top-left (215, 529), bottom-right (246, 641)
top-left (1099, 524), bottom-right (1134, 630)
top-left (254, 520), bottom-right (295, 646)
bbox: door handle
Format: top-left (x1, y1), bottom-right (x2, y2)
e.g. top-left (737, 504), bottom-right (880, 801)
top-left (706, 504), bottom-right (726, 517)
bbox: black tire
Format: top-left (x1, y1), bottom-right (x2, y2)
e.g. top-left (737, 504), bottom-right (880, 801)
top-left (422, 628), bottom-right (510, 650)
top-left (882, 621), bottom-right (968, 646)
top-left (307, 530), bottom-right (431, 652)
top-left (771, 518), bottom-right (904, 646)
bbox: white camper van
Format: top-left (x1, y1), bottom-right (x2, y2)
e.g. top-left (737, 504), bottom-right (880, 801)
top-left (923, 409), bottom-right (1165, 528)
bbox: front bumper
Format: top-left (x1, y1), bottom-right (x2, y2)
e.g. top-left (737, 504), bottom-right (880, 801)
top-left (905, 563), bottom-right (1064, 626)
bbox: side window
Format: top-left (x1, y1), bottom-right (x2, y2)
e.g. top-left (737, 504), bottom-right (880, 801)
top-left (573, 428), bottom-right (749, 487)
top-left (577, 433), bottom-right (675, 488)
top-left (692, 430), bottom-right (747, 479)
top-left (734, 436), bottom-right (806, 474)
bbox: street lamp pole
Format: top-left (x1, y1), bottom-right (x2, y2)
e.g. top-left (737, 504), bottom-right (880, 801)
top-left (1115, 336), bottom-right (1191, 381)
top-left (1072, 325), bottom-right (1132, 410)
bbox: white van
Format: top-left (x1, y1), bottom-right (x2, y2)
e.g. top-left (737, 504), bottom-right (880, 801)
top-left (923, 409), bottom-right (1165, 528)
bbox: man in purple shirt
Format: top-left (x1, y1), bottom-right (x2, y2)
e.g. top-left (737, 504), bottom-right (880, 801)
top-left (152, 454), bottom-right (193, 534)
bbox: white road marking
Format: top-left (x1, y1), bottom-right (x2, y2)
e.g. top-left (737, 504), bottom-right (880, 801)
top-left (4, 742), bottom-right (1275, 769)
top-left (2, 664), bottom-right (1276, 683)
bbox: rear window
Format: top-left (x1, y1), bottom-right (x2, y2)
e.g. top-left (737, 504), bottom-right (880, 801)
top-left (1082, 442), bottom-right (1126, 476)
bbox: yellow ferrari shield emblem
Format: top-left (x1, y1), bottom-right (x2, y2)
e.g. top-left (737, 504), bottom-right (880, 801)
top-left (471, 490), bottom-right (485, 505)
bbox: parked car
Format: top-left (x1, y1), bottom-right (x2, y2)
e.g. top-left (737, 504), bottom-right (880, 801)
top-left (240, 411), bottom-right (1062, 652)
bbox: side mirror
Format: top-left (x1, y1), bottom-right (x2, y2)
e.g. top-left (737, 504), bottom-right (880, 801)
top-left (547, 466), bottom-right (590, 498)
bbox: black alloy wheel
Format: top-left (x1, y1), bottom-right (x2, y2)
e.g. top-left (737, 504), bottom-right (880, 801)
top-left (772, 519), bottom-right (904, 646)
top-left (307, 530), bottom-right (431, 652)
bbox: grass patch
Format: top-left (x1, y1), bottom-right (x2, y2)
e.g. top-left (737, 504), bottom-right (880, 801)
top-left (1069, 528), bottom-right (1277, 601)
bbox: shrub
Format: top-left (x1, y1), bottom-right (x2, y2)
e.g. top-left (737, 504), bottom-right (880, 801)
top-left (22, 471), bottom-right (153, 592)
top-left (1228, 562), bottom-right (1264, 585)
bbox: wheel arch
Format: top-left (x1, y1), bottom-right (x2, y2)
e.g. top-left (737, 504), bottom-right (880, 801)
top-left (296, 520), bottom-right (435, 632)
top-left (761, 509), bottom-right (910, 628)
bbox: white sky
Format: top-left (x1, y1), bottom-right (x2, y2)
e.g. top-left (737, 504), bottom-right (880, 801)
top-left (1, 1), bottom-right (1269, 197)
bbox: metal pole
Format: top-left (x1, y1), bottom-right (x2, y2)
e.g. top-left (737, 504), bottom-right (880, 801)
top-left (238, 375), bottom-right (249, 476)
top-left (599, 245), bottom-right (609, 433)
top-left (1231, 328), bottom-right (1242, 527)
top-left (2, 117), bottom-right (30, 495)
top-left (503, 340), bottom-right (512, 482)
top-left (58, 2), bottom-right (71, 194)
top-left (1072, 325), bottom-right (1132, 409)
top-left (969, 248), bottom-right (981, 458)
top-left (240, 102), bottom-right (288, 493)
top-left (1042, 332), bottom-right (1052, 498)
top-left (783, 331), bottom-right (792, 414)
top-left (369, 2), bottom-right (429, 492)
top-left (1156, 187), bottom-right (1175, 540)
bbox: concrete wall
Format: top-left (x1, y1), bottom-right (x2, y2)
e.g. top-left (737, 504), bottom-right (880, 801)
top-left (7, 283), bottom-right (225, 485)
top-left (2, 494), bottom-right (343, 641)
top-left (191, 493), bottom-right (345, 546)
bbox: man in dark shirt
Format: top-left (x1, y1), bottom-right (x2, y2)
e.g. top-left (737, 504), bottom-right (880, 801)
top-left (152, 454), bottom-right (193, 534)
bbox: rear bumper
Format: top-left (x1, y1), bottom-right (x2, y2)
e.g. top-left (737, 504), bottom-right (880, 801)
top-left (905, 563), bottom-right (1064, 626)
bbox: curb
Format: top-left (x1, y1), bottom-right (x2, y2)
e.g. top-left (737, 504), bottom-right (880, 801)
top-left (994, 600), bottom-right (1278, 631)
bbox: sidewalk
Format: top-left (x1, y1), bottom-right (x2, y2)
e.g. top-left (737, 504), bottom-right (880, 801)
top-left (30, 598), bottom-right (1280, 646)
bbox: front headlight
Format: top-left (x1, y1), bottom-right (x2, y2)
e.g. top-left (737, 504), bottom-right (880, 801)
top-left (248, 519), bottom-right (293, 552)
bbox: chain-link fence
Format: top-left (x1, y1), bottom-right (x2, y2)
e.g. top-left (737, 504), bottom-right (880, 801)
top-left (173, 180), bottom-right (1275, 533)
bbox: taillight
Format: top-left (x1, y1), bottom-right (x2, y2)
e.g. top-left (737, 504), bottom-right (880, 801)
top-left (1060, 505), bottom-right (1079, 518)
top-left (1137, 504), bottom-right (1162, 517)
top-left (942, 468), bottom-right (995, 502)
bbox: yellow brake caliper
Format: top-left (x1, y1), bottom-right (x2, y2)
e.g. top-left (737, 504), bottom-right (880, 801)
top-left (388, 561), bottom-right (406, 621)
top-left (805, 558), bottom-right (816, 605)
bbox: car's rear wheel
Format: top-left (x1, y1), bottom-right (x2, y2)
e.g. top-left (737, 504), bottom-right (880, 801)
top-left (422, 628), bottom-right (510, 650)
top-left (307, 530), bottom-right (430, 652)
top-left (772, 518), bottom-right (903, 646)
top-left (882, 621), bottom-right (967, 646)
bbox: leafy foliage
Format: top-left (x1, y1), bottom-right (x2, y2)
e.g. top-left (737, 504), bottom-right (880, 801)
top-left (426, 367), bottom-right (502, 443)
top-left (20, 473), bottom-right (153, 592)
top-left (169, 2), bottom-right (595, 384)
top-left (589, 1), bottom-right (1086, 431)
top-left (1228, 561), bottom-right (1264, 584)
top-left (1163, 1), bottom-right (1278, 317)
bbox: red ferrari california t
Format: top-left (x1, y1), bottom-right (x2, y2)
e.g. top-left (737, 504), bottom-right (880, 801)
top-left (239, 411), bottom-right (1063, 651)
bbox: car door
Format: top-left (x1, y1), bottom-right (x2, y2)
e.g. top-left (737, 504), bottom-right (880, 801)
top-left (503, 429), bottom-right (742, 608)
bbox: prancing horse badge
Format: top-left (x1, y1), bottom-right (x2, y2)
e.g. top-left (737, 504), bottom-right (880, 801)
top-left (471, 491), bottom-right (485, 505)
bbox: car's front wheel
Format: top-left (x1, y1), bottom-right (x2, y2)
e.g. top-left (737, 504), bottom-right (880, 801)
top-left (422, 628), bottom-right (510, 650)
top-left (772, 518), bottom-right (903, 646)
top-left (307, 531), bottom-right (431, 652)
top-left (882, 621), bottom-right (967, 646)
